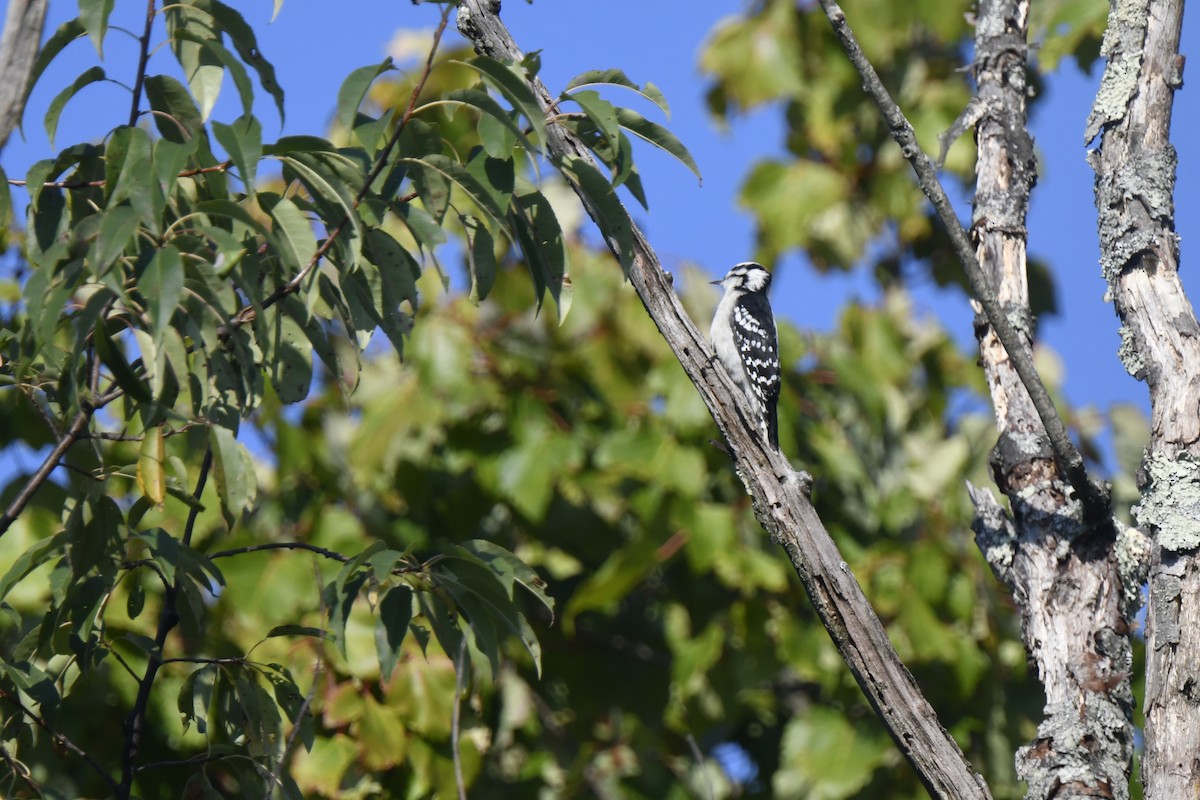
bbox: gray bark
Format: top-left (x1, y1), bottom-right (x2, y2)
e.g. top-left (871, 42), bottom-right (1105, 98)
top-left (1087, 0), bottom-right (1192, 797)
top-left (0, 0), bottom-right (49, 153)
top-left (456, 2), bottom-right (993, 797)
top-left (967, 2), bottom-right (1136, 799)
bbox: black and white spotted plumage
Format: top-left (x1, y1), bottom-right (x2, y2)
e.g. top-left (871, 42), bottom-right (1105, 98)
top-left (710, 262), bottom-right (781, 448)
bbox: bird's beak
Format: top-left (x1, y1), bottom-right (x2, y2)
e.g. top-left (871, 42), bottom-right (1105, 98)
top-left (709, 278), bottom-right (723, 286)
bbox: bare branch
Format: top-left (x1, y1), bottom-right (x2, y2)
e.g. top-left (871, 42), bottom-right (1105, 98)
top-left (128, 0), bottom-right (157, 128)
top-left (455, 2), bottom-right (991, 797)
top-left (815, 0), bottom-right (1108, 525)
top-left (0, 386), bottom-right (124, 539)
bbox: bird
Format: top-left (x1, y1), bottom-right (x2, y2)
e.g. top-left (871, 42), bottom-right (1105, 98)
top-left (710, 262), bottom-right (782, 449)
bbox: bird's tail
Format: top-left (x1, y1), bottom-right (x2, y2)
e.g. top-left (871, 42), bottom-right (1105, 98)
top-left (765, 404), bottom-right (779, 450)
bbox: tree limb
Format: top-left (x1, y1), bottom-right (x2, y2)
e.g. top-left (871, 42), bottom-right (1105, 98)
top-left (963, 3), bottom-right (1134, 798)
top-left (0, 0), bottom-right (48, 153)
top-left (455, 2), bottom-right (992, 797)
top-left (816, 0), bottom-right (1108, 527)
top-left (0, 386), bottom-right (123, 539)
top-left (1086, 1), bottom-right (1193, 797)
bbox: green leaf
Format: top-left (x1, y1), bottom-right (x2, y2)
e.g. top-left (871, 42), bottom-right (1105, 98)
top-left (90, 204), bottom-right (139, 275)
top-left (512, 189), bottom-right (569, 319)
top-left (264, 306), bottom-right (313, 404)
top-left (467, 225), bottom-right (496, 304)
top-left (464, 148), bottom-right (514, 219)
top-left (570, 89), bottom-right (621, 149)
top-left (458, 56), bottom-right (547, 146)
top-left (265, 625), bottom-right (332, 641)
top-left (269, 195), bottom-right (317, 274)
top-left (559, 154), bottom-right (635, 275)
top-left (78, 0), bottom-right (115, 57)
top-left (376, 586), bottom-right (413, 681)
top-left (137, 426), bottom-right (166, 505)
top-left (437, 88), bottom-right (537, 157)
top-left (460, 539), bottom-right (554, 618)
top-left (93, 317), bottom-right (152, 403)
top-left (193, 0), bottom-right (285, 123)
top-left (139, 245), bottom-right (184, 344)
top-left (166, 8), bottom-right (223, 121)
top-left (0, 532), bottom-right (68, 603)
top-left (401, 154), bottom-right (508, 233)
top-left (615, 107), bottom-right (701, 182)
top-left (0, 166), bottom-right (9, 227)
top-left (127, 580), bottom-right (146, 619)
top-left (26, 19), bottom-right (87, 108)
top-left (45, 66), bottom-right (105, 148)
top-left (213, 114), bottom-right (263, 195)
top-left (324, 571), bottom-right (368, 659)
top-left (337, 59), bottom-right (394, 132)
top-left (144, 74), bottom-right (204, 142)
top-left (278, 152), bottom-right (363, 268)
top-left (209, 425), bottom-right (252, 522)
top-left (565, 68), bottom-right (670, 116)
top-left (107, 126), bottom-right (160, 231)
top-left (437, 556), bottom-right (542, 677)
top-left (178, 30), bottom-right (256, 118)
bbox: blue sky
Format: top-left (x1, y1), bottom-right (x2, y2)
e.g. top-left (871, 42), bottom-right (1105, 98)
top-left (4, 0), bottom-right (1197, 444)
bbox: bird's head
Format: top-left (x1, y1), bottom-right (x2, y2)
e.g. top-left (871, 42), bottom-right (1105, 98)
top-left (710, 262), bottom-right (772, 294)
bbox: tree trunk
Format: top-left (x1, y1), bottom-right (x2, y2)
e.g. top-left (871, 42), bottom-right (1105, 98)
top-left (1087, 1), bottom-right (1193, 797)
top-left (967, 2), bottom-right (1135, 798)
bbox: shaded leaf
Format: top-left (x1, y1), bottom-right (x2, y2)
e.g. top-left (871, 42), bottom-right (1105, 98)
top-left (337, 59), bottom-right (394, 132)
top-left (212, 114), bottom-right (263, 194)
top-left (615, 107), bottom-right (701, 182)
top-left (45, 66), bottom-right (105, 147)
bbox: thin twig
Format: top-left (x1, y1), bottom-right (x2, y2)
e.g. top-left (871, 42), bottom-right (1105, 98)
top-left (221, 6), bottom-right (452, 339)
top-left (0, 386), bottom-right (122, 538)
top-left (181, 447), bottom-right (212, 548)
top-left (0, 689), bottom-right (119, 793)
top-left (815, 0), bottom-right (1106, 522)
top-left (117, 449), bottom-right (213, 799)
top-left (451, 635), bottom-right (469, 800)
top-left (684, 734), bottom-right (714, 800)
top-left (6, 161), bottom-right (232, 189)
top-left (209, 541), bottom-right (352, 563)
top-left (0, 741), bottom-right (41, 796)
top-left (128, 0), bottom-right (157, 127)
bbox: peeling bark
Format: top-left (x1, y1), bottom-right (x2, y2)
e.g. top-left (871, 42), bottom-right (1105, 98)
top-left (968, 2), bottom-right (1134, 798)
top-left (1086, 0), bottom-right (1192, 797)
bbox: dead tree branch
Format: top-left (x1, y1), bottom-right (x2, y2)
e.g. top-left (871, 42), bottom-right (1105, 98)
top-left (1087, 0), bottom-right (1192, 797)
top-left (455, 2), bottom-right (992, 797)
